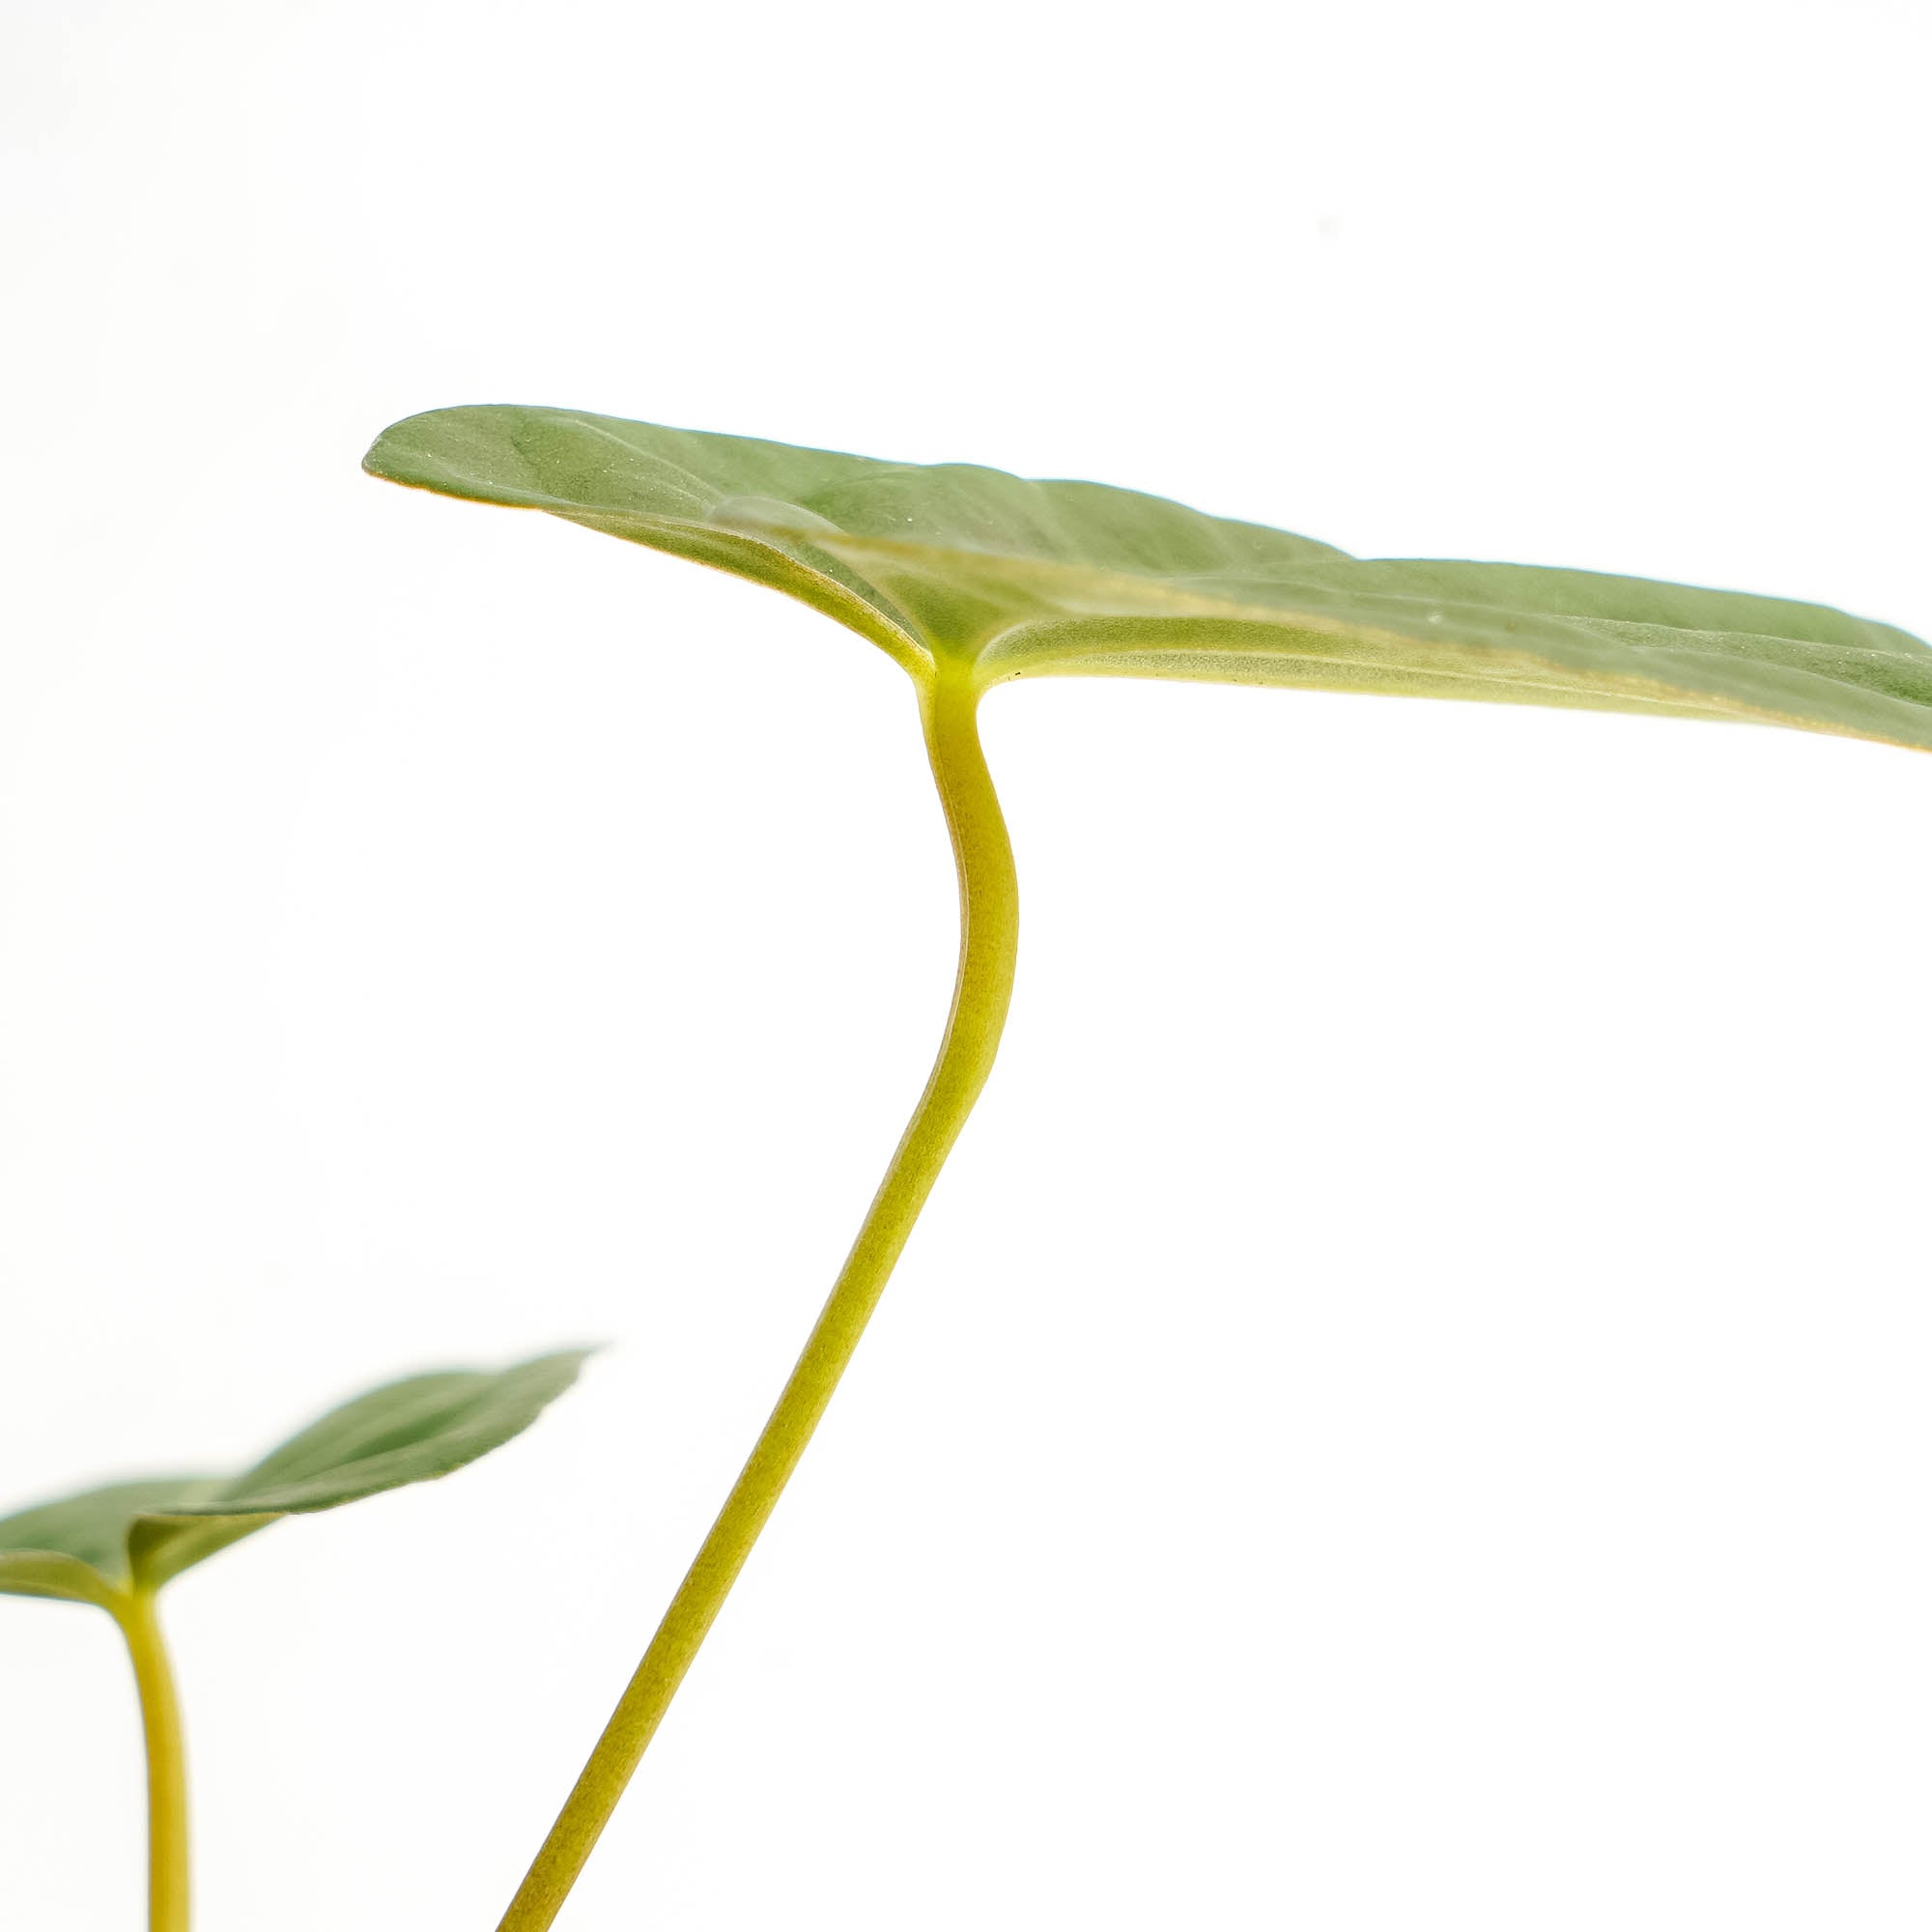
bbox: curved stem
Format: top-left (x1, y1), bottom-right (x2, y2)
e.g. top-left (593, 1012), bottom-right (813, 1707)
top-left (496, 663), bottom-right (1019, 1932)
top-left (115, 1588), bottom-right (189, 1932)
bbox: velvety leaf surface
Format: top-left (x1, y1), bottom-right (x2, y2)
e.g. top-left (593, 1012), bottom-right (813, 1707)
top-left (364, 406), bottom-right (1932, 753)
top-left (0, 1351), bottom-right (589, 1605)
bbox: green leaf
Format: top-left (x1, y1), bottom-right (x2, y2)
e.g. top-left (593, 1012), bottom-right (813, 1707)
top-left (364, 406), bottom-right (1932, 753)
top-left (0, 1350), bottom-right (590, 1606)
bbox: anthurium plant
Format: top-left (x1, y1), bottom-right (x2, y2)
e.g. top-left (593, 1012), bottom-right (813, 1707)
top-left (0, 1351), bottom-right (588, 1932)
top-left (11, 408), bottom-right (1930, 1930)
top-left (357, 408), bottom-right (1932, 1932)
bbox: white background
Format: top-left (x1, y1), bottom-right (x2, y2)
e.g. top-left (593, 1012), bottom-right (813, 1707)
top-left (3, 3), bottom-right (1930, 1926)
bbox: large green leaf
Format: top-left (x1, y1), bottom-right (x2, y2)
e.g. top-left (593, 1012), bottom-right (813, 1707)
top-left (0, 1350), bottom-right (589, 1607)
top-left (363, 406), bottom-right (1932, 753)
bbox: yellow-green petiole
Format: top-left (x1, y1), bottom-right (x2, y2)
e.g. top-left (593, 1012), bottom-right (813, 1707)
top-left (496, 660), bottom-right (1019, 1931)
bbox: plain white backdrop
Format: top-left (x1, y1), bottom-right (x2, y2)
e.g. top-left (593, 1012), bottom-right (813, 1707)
top-left (3, 2), bottom-right (1930, 1926)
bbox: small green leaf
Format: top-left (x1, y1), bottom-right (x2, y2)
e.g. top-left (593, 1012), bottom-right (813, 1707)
top-left (364, 406), bottom-right (1932, 753)
top-left (0, 1350), bottom-right (590, 1606)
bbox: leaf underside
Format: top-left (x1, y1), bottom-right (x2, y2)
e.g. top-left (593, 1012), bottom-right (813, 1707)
top-left (0, 1350), bottom-right (589, 1607)
top-left (364, 406), bottom-right (1932, 753)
